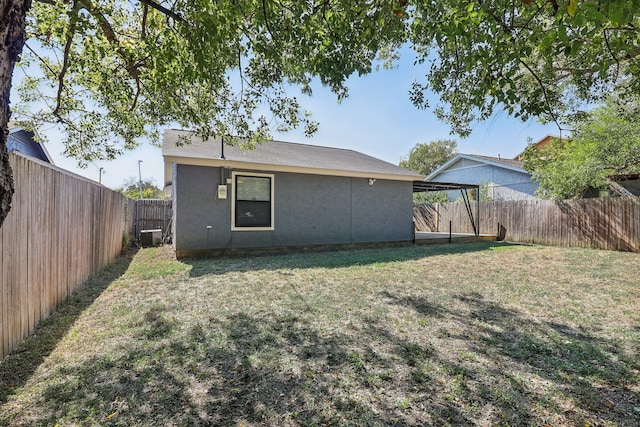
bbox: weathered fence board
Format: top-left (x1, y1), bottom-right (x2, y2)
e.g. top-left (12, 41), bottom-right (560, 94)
top-left (414, 197), bottom-right (640, 252)
top-left (134, 199), bottom-right (172, 240)
top-left (0, 153), bottom-right (127, 359)
top-left (125, 198), bottom-right (136, 241)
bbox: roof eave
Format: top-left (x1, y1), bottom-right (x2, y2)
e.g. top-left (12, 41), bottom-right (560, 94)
top-left (424, 155), bottom-right (463, 181)
top-left (425, 154), bottom-right (527, 180)
top-left (163, 155), bottom-right (422, 182)
top-left (8, 126), bottom-right (55, 165)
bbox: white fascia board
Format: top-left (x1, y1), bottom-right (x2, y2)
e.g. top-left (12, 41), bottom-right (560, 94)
top-left (163, 155), bottom-right (423, 182)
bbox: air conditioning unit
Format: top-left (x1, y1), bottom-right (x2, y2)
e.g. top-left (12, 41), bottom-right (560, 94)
top-left (140, 229), bottom-right (162, 247)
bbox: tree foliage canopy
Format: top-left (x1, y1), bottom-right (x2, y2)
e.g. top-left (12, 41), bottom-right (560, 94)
top-left (400, 139), bottom-right (457, 204)
top-left (409, 0), bottom-right (640, 136)
top-left (399, 139), bottom-right (457, 177)
top-left (115, 176), bottom-right (164, 199)
top-left (521, 99), bottom-right (640, 200)
top-left (14, 0), bottom-right (406, 164)
top-left (13, 0), bottom-right (640, 159)
top-left (3, 0), bottom-right (640, 225)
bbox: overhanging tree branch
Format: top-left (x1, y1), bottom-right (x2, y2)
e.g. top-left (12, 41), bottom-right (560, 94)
top-left (77, 0), bottom-right (146, 111)
top-left (52, 0), bottom-right (78, 120)
top-left (519, 58), bottom-right (560, 127)
top-left (137, 0), bottom-right (184, 23)
top-left (36, 0), bottom-right (185, 23)
top-left (24, 42), bottom-right (56, 76)
top-left (261, 0), bottom-right (275, 40)
top-left (141, 3), bottom-right (148, 39)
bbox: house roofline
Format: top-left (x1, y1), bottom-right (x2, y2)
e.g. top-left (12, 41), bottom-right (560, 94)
top-left (163, 155), bottom-right (423, 184)
top-left (8, 124), bottom-right (55, 165)
top-left (513, 134), bottom-right (562, 160)
top-left (425, 153), bottom-right (527, 181)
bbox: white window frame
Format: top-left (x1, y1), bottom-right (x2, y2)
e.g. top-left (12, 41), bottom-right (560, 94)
top-left (231, 171), bottom-right (275, 231)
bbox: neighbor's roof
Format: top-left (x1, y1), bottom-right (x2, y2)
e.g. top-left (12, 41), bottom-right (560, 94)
top-left (162, 129), bottom-right (423, 183)
top-left (467, 154), bottom-right (525, 169)
top-left (513, 135), bottom-right (559, 160)
top-left (425, 153), bottom-right (528, 181)
top-left (8, 123), bottom-right (54, 164)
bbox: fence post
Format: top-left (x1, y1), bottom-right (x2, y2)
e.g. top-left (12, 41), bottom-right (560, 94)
top-left (135, 200), bottom-right (139, 240)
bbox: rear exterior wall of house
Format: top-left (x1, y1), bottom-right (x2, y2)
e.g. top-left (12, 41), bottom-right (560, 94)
top-left (172, 164), bottom-right (414, 256)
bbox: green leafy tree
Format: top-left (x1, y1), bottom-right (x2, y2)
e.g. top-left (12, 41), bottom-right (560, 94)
top-left (3, 0), bottom-right (640, 226)
top-left (115, 177), bottom-right (164, 200)
top-left (400, 139), bottom-right (457, 177)
top-left (401, 139), bottom-right (457, 203)
top-left (0, 0), bottom-right (407, 225)
top-left (522, 100), bottom-right (640, 200)
top-left (413, 191), bottom-right (448, 205)
top-left (409, 1), bottom-right (640, 136)
top-left (480, 181), bottom-right (493, 202)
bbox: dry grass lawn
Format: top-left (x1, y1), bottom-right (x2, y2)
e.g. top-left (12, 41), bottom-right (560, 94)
top-left (1, 242), bottom-right (639, 426)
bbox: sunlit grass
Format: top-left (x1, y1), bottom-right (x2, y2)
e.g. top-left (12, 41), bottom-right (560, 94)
top-left (1, 242), bottom-right (639, 426)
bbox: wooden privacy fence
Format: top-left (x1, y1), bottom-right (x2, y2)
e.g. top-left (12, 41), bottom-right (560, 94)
top-left (125, 198), bottom-right (136, 239)
top-left (0, 153), bottom-right (127, 359)
top-left (414, 197), bottom-right (640, 252)
top-left (134, 199), bottom-right (172, 240)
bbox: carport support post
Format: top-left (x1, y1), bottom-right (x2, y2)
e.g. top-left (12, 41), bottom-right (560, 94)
top-left (476, 192), bottom-right (480, 237)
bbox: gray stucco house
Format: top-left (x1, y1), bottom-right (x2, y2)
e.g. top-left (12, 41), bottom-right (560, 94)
top-left (425, 153), bottom-right (539, 201)
top-left (163, 129), bottom-right (423, 257)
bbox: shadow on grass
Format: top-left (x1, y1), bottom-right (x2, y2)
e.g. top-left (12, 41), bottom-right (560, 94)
top-left (8, 314), bottom-right (470, 426)
top-left (386, 291), bottom-right (640, 425)
top-left (185, 241), bottom-right (519, 277)
top-left (6, 294), bottom-right (639, 426)
top-left (0, 247), bottom-right (138, 404)
top-left (4, 252), bottom-right (637, 425)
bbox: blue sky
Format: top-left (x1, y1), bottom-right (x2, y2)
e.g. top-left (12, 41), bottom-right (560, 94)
top-left (13, 50), bottom-right (560, 190)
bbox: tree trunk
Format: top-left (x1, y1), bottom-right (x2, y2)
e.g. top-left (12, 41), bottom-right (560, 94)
top-left (0, 0), bottom-right (31, 227)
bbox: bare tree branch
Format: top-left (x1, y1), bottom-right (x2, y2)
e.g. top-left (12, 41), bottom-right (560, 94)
top-left (519, 58), bottom-right (560, 128)
top-left (261, 0), bottom-right (275, 40)
top-left (141, 3), bottom-right (148, 39)
top-left (137, 0), bottom-right (184, 23)
top-left (23, 42), bottom-right (56, 76)
top-left (52, 0), bottom-right (78, 120)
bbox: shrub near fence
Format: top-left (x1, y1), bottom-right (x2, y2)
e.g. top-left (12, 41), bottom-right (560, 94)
top-left (414, 197), bottom-right (640, 252)
top-left (0, 153), bottom-right (127, 359)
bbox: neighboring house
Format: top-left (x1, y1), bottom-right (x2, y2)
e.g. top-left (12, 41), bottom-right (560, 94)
top-left (425, 153), bottom-right (539, 201)
top-left (514, 135), bottom-right (640, 198)
top-left (513, 135), bottom-right (556, 161)
top-left (7, 123), bottom-right (54, 164)
top-left (163, 129), bottom-right (423, 257)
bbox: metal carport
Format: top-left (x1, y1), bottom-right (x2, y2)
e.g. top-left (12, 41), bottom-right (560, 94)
top-left (412, 181), bottom-right (480, 236)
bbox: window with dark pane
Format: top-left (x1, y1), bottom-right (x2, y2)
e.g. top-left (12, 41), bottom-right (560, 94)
top-left (235, 175), bottom-right (272, 227)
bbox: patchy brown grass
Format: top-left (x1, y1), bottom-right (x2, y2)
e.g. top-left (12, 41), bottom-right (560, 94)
top-left (1, 242), bottom-right (639, 426)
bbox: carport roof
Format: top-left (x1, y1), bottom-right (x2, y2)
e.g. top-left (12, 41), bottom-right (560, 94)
top-left (413, 181), bottom-right (479, 192)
